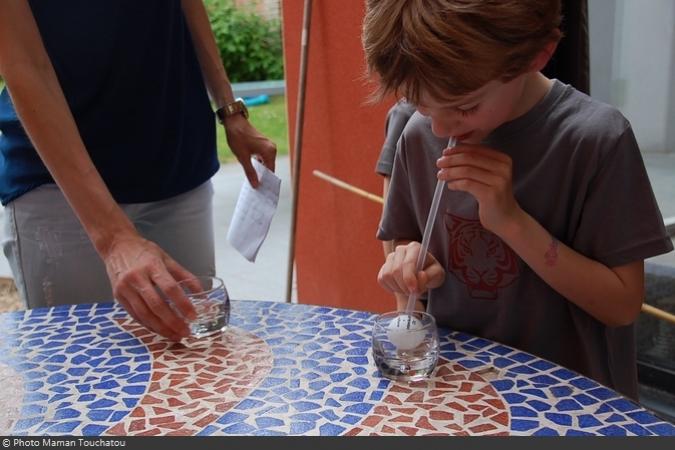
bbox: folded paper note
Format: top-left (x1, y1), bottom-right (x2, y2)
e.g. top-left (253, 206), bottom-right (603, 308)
top-left (227, 159), bottom-right (281, 262)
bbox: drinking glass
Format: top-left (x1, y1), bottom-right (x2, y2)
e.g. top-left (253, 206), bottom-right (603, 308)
top-left (178, 276), bottom-right (229, 338)
top-left (372, 311), bottom-right (439, 381)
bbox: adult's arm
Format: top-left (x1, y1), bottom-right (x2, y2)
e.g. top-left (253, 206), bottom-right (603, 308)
top-left (181, 0), bottom-right (277, 187)
top-left (0, 0), bottom-right (196, 340)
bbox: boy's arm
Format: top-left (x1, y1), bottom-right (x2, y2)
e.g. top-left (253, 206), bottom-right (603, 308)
top-left (500, 213), bottom-right (644, 327)
top-left (0, 1), bottom-right (196, 339)
top-left (381, 177), bottom-right (423, 311)
top-left (438, 144), bottom-right (644, 327)
top-left (180, 0), bottom-right (276, 187)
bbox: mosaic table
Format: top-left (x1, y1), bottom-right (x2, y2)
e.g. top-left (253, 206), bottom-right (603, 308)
top-left (0, 300), bottom-right (673, 436)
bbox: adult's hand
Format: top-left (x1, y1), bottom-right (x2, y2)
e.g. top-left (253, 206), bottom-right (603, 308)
top-left (103, 235), bottom-right (199, 341)
top-left (224, 114), bottom-right (277, 188)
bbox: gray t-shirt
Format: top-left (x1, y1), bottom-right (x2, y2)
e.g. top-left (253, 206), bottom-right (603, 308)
top-left (377, 80), bottom-right (673, 398)
top-left (375, 100), bottom-right (416, 176)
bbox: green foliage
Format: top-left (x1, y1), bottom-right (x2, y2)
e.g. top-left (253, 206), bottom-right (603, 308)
top-left (205, 0), bottom-right (284, 82)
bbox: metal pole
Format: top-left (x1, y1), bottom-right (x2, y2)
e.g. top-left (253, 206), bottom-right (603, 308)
top-left (285, 0), bottom-right (313, 302)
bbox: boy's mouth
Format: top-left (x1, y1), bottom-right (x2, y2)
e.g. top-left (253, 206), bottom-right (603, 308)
top-left (456, 131), bottom-right (473, 142)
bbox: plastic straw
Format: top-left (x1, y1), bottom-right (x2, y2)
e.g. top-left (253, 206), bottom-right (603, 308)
top-left (404, 137), bottom-right (457, 320)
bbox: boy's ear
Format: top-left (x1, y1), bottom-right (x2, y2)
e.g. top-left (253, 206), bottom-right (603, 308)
top-left (529, 31), bottom-right (561, 72)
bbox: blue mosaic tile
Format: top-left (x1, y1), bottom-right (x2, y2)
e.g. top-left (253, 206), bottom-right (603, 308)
top-left (570, 377), bottom-right (598, 390)
top-left (222, 422), bottom-right (257, 434)
top-left (597, 425), bottom-right (627, 436)
top-left (492, 380), bottom-right (515, 391)
top-left (521, 388), bottom-right (548, 400)
top-left (572, 393), bottom-right (598, 406)
top-left (526, 400), bottom-right (551, 412)
top-left (578, 414), bottom-right (602, 428)
top-left (554, 399), bottom-right (582, 411)
top-left (533, 427), bottom-right (559, 436)
top-left (511, 419), bottom-right (539, 431)
top-left (621, 424), bottom-right (650, 436)
top-left (587, 387), bottom-right (617, 401)
top-left (457, 359), bottom-right (484, 369)
top-left (647, 423), bottom-right (675, 436)
top-left (503, 393), bottom-right (527, 403)
top-left (606, 398), bottom-right (639, 413)
top-left (511, 406), bottom-right (538, 418)
top-left (566, 430), bottom-right (594, 436)
top-left (545, 413), bottom-right (572, 426)
top-left (3, 300), bottom-right (674, 437)
top-left (492, 353), bottom-right (516, 369)
top-left (81, 424), bottom-right (108, 436)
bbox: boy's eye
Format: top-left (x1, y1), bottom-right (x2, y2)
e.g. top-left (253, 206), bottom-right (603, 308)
top-left (457, 104), bottom-right (479, 116)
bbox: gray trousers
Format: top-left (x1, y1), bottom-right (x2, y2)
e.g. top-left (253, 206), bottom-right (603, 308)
top-left (2, 181), bottom-right (215, 309)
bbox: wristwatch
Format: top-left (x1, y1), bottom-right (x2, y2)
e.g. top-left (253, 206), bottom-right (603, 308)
top-left (215, 98), bottom-right (249, 123)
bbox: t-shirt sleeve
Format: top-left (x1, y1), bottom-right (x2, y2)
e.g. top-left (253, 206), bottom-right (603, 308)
top-left (572, 125), bottom-right (673, 267)
top-left (377, 133), bottom-right (423, 242)
top-left (375, 102), bottom-right (416, 176)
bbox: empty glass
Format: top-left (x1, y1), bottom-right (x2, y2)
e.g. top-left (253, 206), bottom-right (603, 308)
top-left (372, 311), bottom-right (439, 381)
top-left (178, 276), bottom-right (229, 338)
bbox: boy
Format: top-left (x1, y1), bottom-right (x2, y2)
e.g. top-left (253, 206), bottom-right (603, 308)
top-left (363, 0), bottom-right (673, 398)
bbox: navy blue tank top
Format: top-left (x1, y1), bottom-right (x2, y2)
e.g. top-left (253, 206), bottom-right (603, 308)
top-left (0, 0), bottom-right (219, 205)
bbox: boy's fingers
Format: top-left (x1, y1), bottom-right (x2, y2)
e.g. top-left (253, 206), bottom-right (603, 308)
top-left (401, 244), bottom-right (422, 292)
top-left (393, 246), bottom-right (414, 293)
top-left (424, 263), bottom-right (446, 290)
top-left (439, 166), bottom-right (503, 188)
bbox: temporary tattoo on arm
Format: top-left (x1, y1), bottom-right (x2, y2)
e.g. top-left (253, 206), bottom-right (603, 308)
top-left (544, 237), bottom-right (559, 267)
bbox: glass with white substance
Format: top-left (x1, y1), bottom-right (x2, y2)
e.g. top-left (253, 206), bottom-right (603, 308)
top-left (372, 311), bottom-right (439, 381)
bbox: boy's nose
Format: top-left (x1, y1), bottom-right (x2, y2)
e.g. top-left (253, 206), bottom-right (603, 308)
top-left (430, 117), bottom-right (461, 138)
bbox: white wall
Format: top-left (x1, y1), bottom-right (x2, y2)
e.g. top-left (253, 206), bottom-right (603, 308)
top-left (589, 0), bottom-right (675, 153)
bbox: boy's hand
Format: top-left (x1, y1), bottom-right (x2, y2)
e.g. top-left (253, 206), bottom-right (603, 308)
top-left (437, 144), bottom-right (524, 235)
top-left (378, 241), bottom-right (446, 295)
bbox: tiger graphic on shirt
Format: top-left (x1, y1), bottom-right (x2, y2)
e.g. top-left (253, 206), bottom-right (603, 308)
top-left (445, 213), bottom-right (520, 299)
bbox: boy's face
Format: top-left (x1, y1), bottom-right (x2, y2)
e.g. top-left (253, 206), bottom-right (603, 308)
top-left (414, 74), bottom-right (529, 144)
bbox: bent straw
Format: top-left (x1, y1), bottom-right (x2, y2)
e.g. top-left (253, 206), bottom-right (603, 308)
top-left (311, 159), bottom-right (675, 327)
top-left (404, 137), bottom-right (457, 320)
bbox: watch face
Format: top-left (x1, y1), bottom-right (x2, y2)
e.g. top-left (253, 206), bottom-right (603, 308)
top-left (236, 99), bottom-right (249, 119)
top-left (216, 99), bottom-right (248, 123)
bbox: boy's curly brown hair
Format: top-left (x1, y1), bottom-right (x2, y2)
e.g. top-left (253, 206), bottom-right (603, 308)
top-left (362, 0), bottom-right (562, 103)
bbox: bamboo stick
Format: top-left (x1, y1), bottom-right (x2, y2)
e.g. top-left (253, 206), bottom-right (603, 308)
top-left (312, 170), bottom-right (384, 204)
top-left (312, 169), bottom-right (675, 326)
top-left (641, 303), bottom-right (675, 325)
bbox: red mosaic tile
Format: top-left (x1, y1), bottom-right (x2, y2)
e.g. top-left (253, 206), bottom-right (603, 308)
top-left (362, 416), bottom-right (385, 427)
top-left (149, 416), bottom-right (175, 425)
top-left (383, 395), bottom-right (403, 405)
top-left (429, 410), bottom-right (455, 421)
top-left (347, 358), bottom-right (510, 436)
top-left (103, 318), bottom-right (273, 436)
top-left (390, 385), bottom-right (413, 394)
top-left (399, 426), bottom-right (418, 436)
top-left (374, 406), bottom-right (392, 416)
top-left (415, 416), bottom-right (438, 431)
top-left (129, 420), bottom-right (145, 432)
top-left (390, 415), bottom-right (413, 423)
top-left (469, 423), bottom-right (497, 433)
